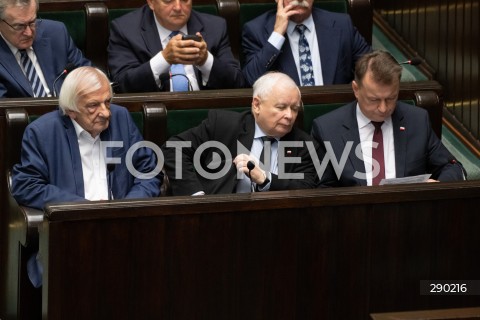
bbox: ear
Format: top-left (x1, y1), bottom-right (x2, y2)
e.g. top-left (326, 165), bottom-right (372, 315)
top-left (146, 0), bottom-right (155, 10)
top-left (66, 110), bottom-right (77, 120)
top-left (252, 97), bottom-right (261, 115)
top-left (352, 80), bottom-right (360, 99)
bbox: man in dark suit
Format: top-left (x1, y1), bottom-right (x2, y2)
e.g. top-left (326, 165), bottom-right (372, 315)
top-left (311, 50), bottom-right (465, 187)
top-left (0, 0), bottom-right (91, 98)
top-left (162, 72), bottom-right (317, 196)
top-left (108, 0), bottom-right (245, 93)
top-left (242, 0), bottom-right (371, 87)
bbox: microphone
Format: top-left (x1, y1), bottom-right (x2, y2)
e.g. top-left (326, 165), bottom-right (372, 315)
top-left (399, 57), bottom-right (422, 66)
top-left (52, 63), bottom-right (76, 97)
top-left (107, 163), bottom-right (116, 200)
top-left (169, 72), bottom-right (193, 91)
top-left (247, 161), bottom-right (255, 192)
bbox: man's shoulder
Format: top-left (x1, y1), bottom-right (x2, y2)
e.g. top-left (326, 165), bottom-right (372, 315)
top-left (27, 109), bottom-right (63, 131)
top-left (190, 10), bottom-right (226, 28)
top-left (111, 5), bottom-right (148, 24)
top-left (243, 9), bottom-right (276, 27)
top-left (287, 126), bottom-right (314, 141)
top-left (313, 102), bottom-right (355, 125)
top-left (394, 101), bottom-right (429, 120)
top-left (208, 108), bottom-right (250, 120)
top-left (37, 19), bottom-right (68, 32)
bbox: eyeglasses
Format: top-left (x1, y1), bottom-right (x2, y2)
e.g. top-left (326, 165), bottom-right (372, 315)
top-left (1, 18), bottom-right (41, 32)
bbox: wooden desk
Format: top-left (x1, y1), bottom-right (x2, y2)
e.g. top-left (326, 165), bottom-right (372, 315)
top-left (371, 307), bottom-right (480, 320)
top-left (41, 181), bottom-right (480, 319)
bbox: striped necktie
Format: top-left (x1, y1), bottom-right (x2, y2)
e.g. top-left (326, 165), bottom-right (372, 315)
top-left (19, 49), bottom-right (47, 97)
top-left (169, 31), bottom-right (189, 92)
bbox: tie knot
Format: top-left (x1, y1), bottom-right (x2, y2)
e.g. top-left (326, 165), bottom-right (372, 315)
top-left (261, 136), bottom-right (276, 143)
top-left (295, 24), bottom-right (307, 34)
top-left (19, 49), bottom-right (27, 58)
top-left (371, 121), bottom-right (384, 130)
top-left (169, 31), bottom-right (181, 39)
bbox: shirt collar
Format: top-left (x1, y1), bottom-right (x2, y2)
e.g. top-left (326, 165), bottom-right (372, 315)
top-left (287, 14), bottom-right (314, 37)
top-left (71, 118), bottom-right (99, 142)
top-left (151, 13), bottom-right (188, 43)
top-left (254, 122), bottom-right (279, 141)
top-left (356, 103), bottom-right (392, 129)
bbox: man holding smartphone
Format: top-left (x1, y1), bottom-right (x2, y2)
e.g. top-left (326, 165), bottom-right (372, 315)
top-left (108, 0), bottom-right (246, 93)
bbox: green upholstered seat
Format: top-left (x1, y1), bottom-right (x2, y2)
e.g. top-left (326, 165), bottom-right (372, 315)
top-left (39, 11), bottom-right (86, 53)
top-left (108, 5), bottom-right (218, 22)
top-left (28, 112), bottom-right (144, 134)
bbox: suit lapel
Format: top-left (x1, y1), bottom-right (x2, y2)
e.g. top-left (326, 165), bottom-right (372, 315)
top-left (187, 12), bottom-right (205, 84)
top-left (61, 112), bottom-right (85, 197)
top-left (141, 8), bottom-right (163, 54)
top-left (32, 26), bottom-right (55, 92)
top-left (313, 8), bottom-right (341, 85)
top-left (265, 15), bottom-right (300, 85)
top-left (392, 105), bottom-right (407, 177)
top-left (343, 102), bottom-right (367, 185)
top-left (0, 38), bottom-right (33, 95)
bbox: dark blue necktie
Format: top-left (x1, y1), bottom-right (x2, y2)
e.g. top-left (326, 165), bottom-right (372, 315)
top-left (295, 24), bottom-right (315, 86)
top-left (169, 31), bottom-right (189, 92)
top-left (19, 49), bottom-right (47, 97)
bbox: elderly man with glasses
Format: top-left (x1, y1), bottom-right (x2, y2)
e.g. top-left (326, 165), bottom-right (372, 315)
top-left (0, 0), bottom-right (91, 98)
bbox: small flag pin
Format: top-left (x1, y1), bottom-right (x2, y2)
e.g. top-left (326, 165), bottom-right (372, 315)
top-left (286, 150), bottom-right (292, 155)
top-left (400, 126), bottom-right (406, 131)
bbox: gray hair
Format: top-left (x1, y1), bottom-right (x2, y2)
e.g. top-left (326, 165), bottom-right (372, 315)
top-left (58, 66), bottom-right (112, 115)
top-left (252, 71), bottom-right (301, 101)
top-left (0, 0), bottom-right (38, 19)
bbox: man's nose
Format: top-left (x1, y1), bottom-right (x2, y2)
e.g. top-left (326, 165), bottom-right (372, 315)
top-left (98, 103), bottom-right (111, 118)
top-left (378, 100), bottom-right (388, 113)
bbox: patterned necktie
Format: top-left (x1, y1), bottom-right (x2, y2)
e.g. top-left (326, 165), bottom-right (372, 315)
top-left (295, 24), bottom-right (315, 86)
top-left (19, 49), bottom-right (47, 97)
top-left (169, 31), bottom-right (189, 92)
top-left (371, 121), bottom-right (385, 185)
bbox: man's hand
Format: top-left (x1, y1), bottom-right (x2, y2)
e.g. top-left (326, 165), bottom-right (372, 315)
top-left (273, 0), bottom-right (304, 35)
top-left (162, 32), bottom-right (208, 66)
top-left (233, 154), bottom-right (268, 185)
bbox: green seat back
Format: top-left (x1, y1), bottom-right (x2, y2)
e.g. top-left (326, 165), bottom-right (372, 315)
top-left (40, 11), bottom-right (86, 52)
top-left (28, 112), bottom-right (145, 135)
top-left (109, 5), bottom-right (218, 22)
top-left (167, 107), bottom-right (247, 138)
top-left (168, 99), bottom-right (418, 138)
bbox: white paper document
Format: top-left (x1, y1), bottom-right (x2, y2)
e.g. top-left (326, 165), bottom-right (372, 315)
top-left (379, 174), bottom-right (432, 185)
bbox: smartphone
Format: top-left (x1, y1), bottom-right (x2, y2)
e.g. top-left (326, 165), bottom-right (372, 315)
top-left (182, 34), bottom-right (202, 42)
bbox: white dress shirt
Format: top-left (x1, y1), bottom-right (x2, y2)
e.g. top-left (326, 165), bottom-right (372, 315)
top-left (72, 120), bottom-right (109, 200)
top-left (149, 17), bottom-right (214, 91)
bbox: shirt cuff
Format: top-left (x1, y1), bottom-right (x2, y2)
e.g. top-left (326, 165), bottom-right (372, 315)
top-left (268, 32), bottom-right (286, 51)
top-left (256, 171), bottom-right (272, 192)
top-left (150, 52), bottom-right (170, 87)
top-left (195, 52), bottom-right (214, 85)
